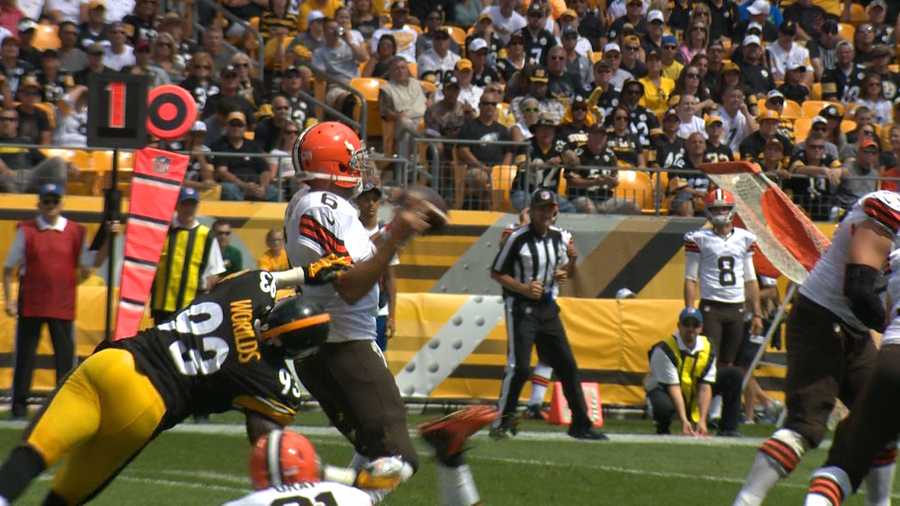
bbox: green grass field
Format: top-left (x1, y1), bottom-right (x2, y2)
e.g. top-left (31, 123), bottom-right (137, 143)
top-left (0, 409), bottom-right (891, 505)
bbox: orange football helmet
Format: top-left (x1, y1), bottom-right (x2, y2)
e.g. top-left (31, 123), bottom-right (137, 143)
top-left (250, 430), bottom-right (321, 490)
top-left (292, 121), bottom-right (371, 192)
top-left (704, 188), bottom-right (736, 226)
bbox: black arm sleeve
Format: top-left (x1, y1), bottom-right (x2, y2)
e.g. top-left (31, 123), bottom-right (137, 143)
top-left (845, 263), bottom-right (887, 332)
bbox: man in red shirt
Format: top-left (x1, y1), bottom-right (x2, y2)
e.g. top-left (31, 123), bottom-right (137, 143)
top-left (2, 184), bottom-right (106, 419)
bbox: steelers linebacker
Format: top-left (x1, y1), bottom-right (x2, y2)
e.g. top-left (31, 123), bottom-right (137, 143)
top-left (0, 260), bottom-right (349, 506)
top-left (734, 190), bottom-right (900, 506)
top-left (284, 122), bottom-right (446, 500)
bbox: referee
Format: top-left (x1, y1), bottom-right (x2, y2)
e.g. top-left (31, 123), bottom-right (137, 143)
top-left (489, 189), bottom-right (607, 440)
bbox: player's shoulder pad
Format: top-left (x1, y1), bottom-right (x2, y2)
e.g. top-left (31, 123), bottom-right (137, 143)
top-left (736, 226), bottom-right (758, 244)
top-left (683, 229), bottom-right (702, 251)
top-left (861, 191), bottom-right (900, 235)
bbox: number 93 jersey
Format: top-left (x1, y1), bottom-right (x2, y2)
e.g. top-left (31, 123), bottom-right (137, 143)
top-left (684, 227), bottom-right (758, 303)
top-left (104, 270), bottom-right (303, 429)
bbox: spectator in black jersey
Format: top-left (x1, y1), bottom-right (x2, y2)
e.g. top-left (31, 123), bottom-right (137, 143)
top-left (705, 116), bottom-right (733, 162)
top-left (865, 0), bottom-right (894, 46)
top-left (609, 0), bottom-right (647, 41)
top-left (468, 38), bottom-right (499, 88)
top-left (254, 95), bottom-right (292, 152)
top-left (562, 123), bottom-right (631, 214)
top-left (573, 0), bottom-right (605, 50)
top-left (740, 110), bottom-right (793, 163)
top-left (562, 29), bottom-right (592, 92)
top-left (513, 115), bottom-right (576, 211)
top-left (497, 32), bottom-right (526, 83)
top-left (36, 51), bottom-right (72, 105)
top-left (736, 36), bottom-right (775, 98)
top-left (620, 78), bottom-right (658, 150)
top-left (458, 90), bottom-right (512, 210)
top-left (607, 105), bottom-right (644, 169)
top-left (759, 137), bottom-right (792, 188)
top-left (735, 0), bottom-right (778, 43)
top-left (465, 14), bottom-right (502, 64)
top-left (211, 111), bottom-right (275, 202)
top-left (778, 63), bottom-right (811, 103)
top-left (786, 131), bottom-right (843, 220)
top-left (587, 60), bottom-right (620, 119)
top-left (546, 45), bottom-right (581, 99)
top-left (809, 20), bottom-right (841, 81)
top-left (782, 0), bottom-right (829, 42)
top-left (652, 109), bottom-right (686, 171)
top-left (866, 45), bottom-right (900, 104)
top-left (853, 23), bottom-right (876, 65)
top-left (822, 41), bottom-right (864, 103)
top-left (820, 105), bottom-right (848, 154)
top-left (620, 35), bottom-right (647, 79)
top-left (16, 20), bottom-right (41, 69)
top-left (557, 96), bottom-right (593, 150)
top-left (520, 3), bottom-right (556, 65)
top-left (123, 0), bottom-right (160, 44)
top-left (668, 132), bottom-right (709, 217)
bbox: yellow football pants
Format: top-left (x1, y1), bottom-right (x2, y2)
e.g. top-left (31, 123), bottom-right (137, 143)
top-left (24, 348), bottom-right (166, 505)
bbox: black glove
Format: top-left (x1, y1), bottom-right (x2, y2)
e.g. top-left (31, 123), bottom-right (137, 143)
top-left (303, 254), bottom-right (352, 285)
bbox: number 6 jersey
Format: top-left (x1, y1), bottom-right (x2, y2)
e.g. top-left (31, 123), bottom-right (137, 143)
top-left (684, 227), bottom-right (758, 303)
top-left (101, 270), bottom-right (303, 429)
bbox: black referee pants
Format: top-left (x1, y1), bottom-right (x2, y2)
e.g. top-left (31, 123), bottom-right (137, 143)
top-left (12, 317), bottom-right (76, 418)
top-left (497, 299), bottom-right (591, 429)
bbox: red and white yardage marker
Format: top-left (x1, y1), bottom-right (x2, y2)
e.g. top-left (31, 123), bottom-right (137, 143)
top-left (107, 81), bottom-right (127, 129)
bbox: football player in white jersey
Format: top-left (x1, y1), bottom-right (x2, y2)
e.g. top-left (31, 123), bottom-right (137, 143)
top-left (284, 122), bottom-right (432, 500)
top-left (684, 189), bottom-right (764, 367)
top-left (802, 247), bottom-right (900, 506)
top-left (734, 190), bottom-right (900, 506)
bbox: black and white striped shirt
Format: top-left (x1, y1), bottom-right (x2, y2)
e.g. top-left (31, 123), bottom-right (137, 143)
top-left (492, 225), bottom-right (570, 302)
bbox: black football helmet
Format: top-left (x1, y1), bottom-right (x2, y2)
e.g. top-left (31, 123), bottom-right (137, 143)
top-left (260, 296), bottom-right (330, 358)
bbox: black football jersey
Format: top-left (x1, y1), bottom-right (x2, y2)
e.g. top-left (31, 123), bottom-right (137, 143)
top-left (567, 144), bottom-right (618, 201)
top-left (103, 270), bottom-right (302, 429)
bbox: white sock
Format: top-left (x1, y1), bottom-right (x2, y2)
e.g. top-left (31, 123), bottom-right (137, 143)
top-left (710, 395), bottom-right (723, 420)
top-left (733, 452), bottom-right (785, 506)
top-left (807, 466), bottom-right (851, 506)
top-left (864, 463), bottom-right (895, 506)
top-left (804, 495), bottom-right (835, 506)
top-left (527, 363), bottom-right (552, 407)
top-left (436, 463), bottom-right (480, 506)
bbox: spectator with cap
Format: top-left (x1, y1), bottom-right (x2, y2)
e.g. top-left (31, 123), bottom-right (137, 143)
top-left (292, 10), bottom-right (327, 55)
top-left (734, 35), bottom-right (774, 98)
top-left (603, 42), bottom-right (633, 91)
top-left (36, 50), bottom-right (73, 105)
top-left (2, 183), bottom-right (113, 419)
top-left (821, 41), bottom-right (864, 104)
top-left (210, 111), bottom-right (276, 202)
top-left (497, 31), bottom-right (526, 83)
top-left (202, 64), bottom-right (256, 128)
top-left (297, 0), bottom-right (343, 32)
top-left (181, 120), bottom-right (217, 196)
top-left (561, 121), bottom-right (627, 214)
top-left (57, 21), bottom-right (87, 74)
top-left (834, 137), bottom-right (881, 213)
top-left (558, 95), bottom-right (594, 148)
top-left (820, 104), bottom-right (847, 154)
top-left (609, 0), bottom-right (647, 42)
top-left (866, 45), bottom-right (898, 103)
top-left (122, 0), bottom-right (158, 44)
top-left (587, 60), bottom-right (620, 119)
top-left (511, 66), bottom-right (564, 125)
top-left (786, 131), bottom-right (842, 220)
top-left (0, 107), bottom-right (69, 193)
top-left (519, 3), bottom-right (556, 65)
top-left (620, 78), bottom-right (658, 149)
top-left (808, 20), bottom-right (841, 81)
top-left (481, 0), bottom-right (526, 45)
top-left (704, 115), bottom-right (733, 162)
top-left (417, 28), bottom-right (459, 85)
top-left (370, 2), bottom-right (418, 64)
top-left (740, 109), bottom-right (793, 163)
top-left (860, 0), bottom-right (892, 46)
top-left (0, 37), bottom-right (33, 95)
top-left (640, 10), bottom-right (665, 55)
top-left (122, 39), bottom-right (169, 87)
top-left (735, 0), bottom-right (778, 43)
top-left (759, 136), bottom-right (792, 187)
top-left (645, 307), bottom-right (744, 436)
top-left (440, 57), bottom-right (481, 116)
top-left (856, 71), bottom-right (892, 124)
top-left (620, 34), bottom-right (647, 79)
top-left (639, 50), bottom-right (673, 116)
top-left (458, 89), bottom-right (512, 209)
top-left (718, 86), bottom-right (755, 154)
top-left (150, 186), bottom-right (225, 324)
top-left (556, 9), bottom-right (591, 57)
top-left (516, 114), bottom-right (571, 207)
top-left (652, 108), bottom-right (686, 171)
top-left (425, 74), bottom-right (468, 137)
top-left (311, 17), bottom-right (366, 115)
top-left (380, 56), bottom-right (427, 160)
top-left (841, 120), bottom-right (880, 162)
top-left (15, 76), bottom-right (49, 145)
top-left (16, 19), bottom-right (40, 68)
top-left (667, 132), bottom-right (710, 216)
top-left (468, 38), bottom-right (499, 88)
top-left (782, 0), bottom-right (829, 42)
top-left (102, 22), bottom-right (134, 71)
top-left (777, 62), bottom-right (810, 103)
top-left (78, 1), bottom-right (108, 51)
top-left (465, 13), bottom-right (501, 63)
top-left (766, 21), bottom-right (810, 83)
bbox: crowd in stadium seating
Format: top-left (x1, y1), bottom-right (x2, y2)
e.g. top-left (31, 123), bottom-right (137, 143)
top-left (0, 0), bottom-right (896, 217)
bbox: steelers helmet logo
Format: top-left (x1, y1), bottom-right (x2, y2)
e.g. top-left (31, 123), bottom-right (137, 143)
top-left (147, 85), bottom-right (197, 140)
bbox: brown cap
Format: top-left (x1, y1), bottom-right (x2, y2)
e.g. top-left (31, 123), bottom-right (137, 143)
top-left (226, 111), bottom-right (247, 125)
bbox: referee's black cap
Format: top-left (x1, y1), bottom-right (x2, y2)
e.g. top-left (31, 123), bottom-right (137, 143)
top-left (530, 189), bottom-right (559, 207)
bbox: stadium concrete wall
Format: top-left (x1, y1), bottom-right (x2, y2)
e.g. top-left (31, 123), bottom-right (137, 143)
top-left (0, 195), bottom-right (835, 406)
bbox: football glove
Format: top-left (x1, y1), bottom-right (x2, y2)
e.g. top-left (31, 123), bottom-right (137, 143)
top-left (303, 254), bottom-right (352, 285)
top-left (353, 456), bottom-right (405, 490)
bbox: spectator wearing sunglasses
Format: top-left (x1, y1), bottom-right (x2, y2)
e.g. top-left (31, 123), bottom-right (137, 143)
top-left (808, 19), bottom-right (841, 80)
top-left (659, 35), bottom-right (684, 81)
top-left (102, 22), bottom-right (135, 72)
top-left (213, 220), bottom-right (243, 276)
top-left (786, 131), bottom-right (842, 220)
top-left (0, 108), bottom-right (69, 193)
top-left (15, 76), bottom-right (50, 145)
top-left (122, 0), bottom-right (159, 44)
top-left (834, 138), bottom-right (881, 213)
top-left (821, 41), bottom-right (865, 104)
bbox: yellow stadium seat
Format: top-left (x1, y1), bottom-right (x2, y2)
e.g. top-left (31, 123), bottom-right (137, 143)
top-left (800, 100), bottom-right (839, 118)
top-left (841, 119), bottom-right (857, 133)
top-left (350, 77), bottom-right (386, 138)
top-left (442, 26), bottom-right (466, 47)
top-left (890, 64), bottom-right (900, 73)
top-left (614, 170), bottom-right (654, 210)
top-left (794, 118), bottom-right (812, 142)
top-left (590, 51), bottom-right (603, 63)
top-left (849, 3), bottom-right (867, 25)
top-left (496, 102), bottom-right (516, 128)
top-left (783, 100), bottom-right (801, 119)
top-left (32, 23), bottom-right (60, 50)
top-left (92, 150), bottom-right (114, 172)
top-left (490, 165), bottom-right (517, 212)
top-left (810, 82), bottom-right (822, 100)
top-left (839, 23), bottom-right (855, 42)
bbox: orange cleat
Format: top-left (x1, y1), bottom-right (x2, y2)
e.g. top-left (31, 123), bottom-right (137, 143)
top-left (419, 405), bottom-right (498, 459)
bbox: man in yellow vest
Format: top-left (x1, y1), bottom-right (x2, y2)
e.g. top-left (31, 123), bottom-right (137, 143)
top-left (646, 307), bottom-right (743, 436)
top-left (150, 187), bottom-right (225, 324)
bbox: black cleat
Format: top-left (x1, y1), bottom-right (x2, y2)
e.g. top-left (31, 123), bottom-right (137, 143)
top-left (716, 430), bottom-right (743, 438)
top-left (567, 426), bottom-right (609, 440)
